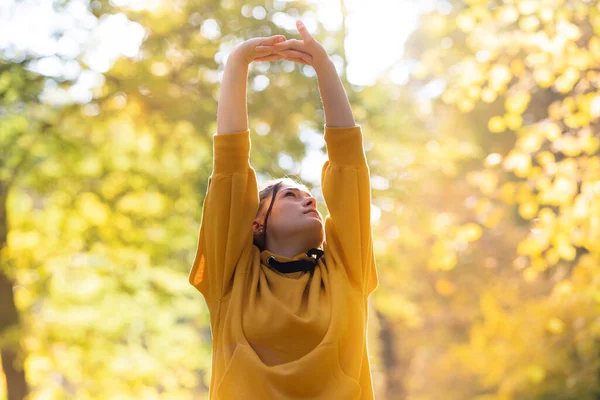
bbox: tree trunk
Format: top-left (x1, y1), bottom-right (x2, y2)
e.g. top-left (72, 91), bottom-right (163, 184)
top-left (0, 180), bottom-right (29, 400)
top-left (376, 309), bottom-right (404, 399)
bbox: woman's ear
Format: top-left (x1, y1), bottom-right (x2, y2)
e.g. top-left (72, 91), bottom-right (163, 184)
top-left (252, 218), bottom-right (266, 250)
top-left (252, 219), bottom-right (264, 234)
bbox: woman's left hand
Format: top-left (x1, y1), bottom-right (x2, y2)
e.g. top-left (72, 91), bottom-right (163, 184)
top-left (254, 20), bottom-right (330, 68)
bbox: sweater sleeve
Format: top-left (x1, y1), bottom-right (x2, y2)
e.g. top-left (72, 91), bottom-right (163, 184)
top-left (189, 129), bottom-right (258, 305)
top-left (321, 124), bottom-right (378, 296)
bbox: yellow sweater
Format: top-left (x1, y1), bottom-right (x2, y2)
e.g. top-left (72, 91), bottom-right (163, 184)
top-left (189, 124), bottom-right (379, 399)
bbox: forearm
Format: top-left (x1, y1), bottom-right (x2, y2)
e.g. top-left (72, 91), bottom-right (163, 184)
top-left (314, 58), bottom-right (356, 128)
top-left (216, 51), bottom-right (250, 135)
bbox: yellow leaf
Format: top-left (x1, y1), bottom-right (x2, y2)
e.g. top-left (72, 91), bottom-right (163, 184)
top-left (496, 5), bottom-right (519, 24)
top-left (435, 279), bottom-right (456, 296)
top-left (529, 165), bottom-right (544, 179)
top-left (526, 365), bottom-right (546, 383)
top-left (582, 135), bottom-right (600, 154)
top-left (557, 243), bottom-right (576, 261)
top-left (539, 207), bottom-right (556, 224)
top-left (412, 63), bottom-right (428, 79)
top-left (589, 36), bottom-right (600, 59)
top-left (480, 291), bottom-right (500, 316)
top-left (572, 228), bottom-right (586, 247)
top-left (458, 98), bottom-right (475, 112)
top-left (523, 267), bottom-right (539, 282)
top-left (545, 247), bottom-right (560, 267)
top-left (504, 113), bottom-right (523, 130)
top-left (558, 20), bottom-right (581, 40)
top-left (437, 252), bottom-right (458, 271)
top-left (151, 61), bottom-right (170, 76)
top-left (516, 129), bottom-right (543, 153)
top-left (564, 112), bottom-right (590, 128)
top-left (563, 96), bottom-right (577, 112)
top-left (517, 236), bottom-right (543, 256)
top-left (505, 91), bottom-right (531, 114)
top-left (10, 189), bottom-right (33, 215)
top-left (519, 15), bottom-right (540, 31)
top-left (557, 135), bottom-right (581, 156)
top-left (515, 182), bottom-right (534, 202)
top-left (484, 208), bottom-right (505, 228)
top-left (531, 256), bottom-right (547, 271)
top-left (503, 150), bottom-right (531, 177)
top-left (553, 281), bottom-right (573, 297)
top-left (78, 156), bottom-right (104, 177)
top-left (426, 13), bottom-right (448, 36)
top-left (546, 317), bottom-right (565, 334)
top-left (481, 87), bottom-right (497, 103)
top-left (8, 231), bottom-right (41, 251)
top-left (489, 64), bottom-right (512, 90)
top-left (554, 67), bottom-right (580, 93)
top-left (441, 88), bottom-right (459, 104)
top-left (500, 182), bottom-right (517, 204)
top-left (569, 49), bottom-right (590, 70)
top-left (466, 85), bottom-right (481, 99)
top-left (488, 115), bottom-right (506, 133)
top-left (548, 102), bottom-right (563, 120)
top-left (456, 10), bottom-right (476, 32)
top-left (552, 177), bottom-right (577, 203)
top-left (536, 176), bottom-right (553, 192)
top-left (457, 223), bottom-right (483, 242)
top-left (429, 240), bottom-right (458, 271)
top-left (573, 193), bottom-right (590, 218)
top-left (517, 0), bottom-right (538, 14)
top-left (539, 7), bottom-right (554, 22)
top-left (536, 151), bottom-right (555, 166)
top-left (474, 198), bottom-right (493, 219)
top-left (137, 133), bottom-right (155, 153)
top-left (510, 59), bottom-right (525, 77)
top-left (484, 152), bottom-right (503, 167)
top-left (76, 193), bottom-right (110, 226)
top-left (534, 68), bottom-right (555, 87)
top-left (542, 122), bottom-right (562, 141)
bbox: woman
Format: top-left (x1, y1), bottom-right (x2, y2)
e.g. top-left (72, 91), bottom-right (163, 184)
top-left (189, 19), bottom-right (378, 399)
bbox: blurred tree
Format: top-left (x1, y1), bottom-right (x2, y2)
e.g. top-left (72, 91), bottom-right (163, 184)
top-left (0, 30), bottom-right (77, 400)
top-left (369, 0), bottom-right (600, 398)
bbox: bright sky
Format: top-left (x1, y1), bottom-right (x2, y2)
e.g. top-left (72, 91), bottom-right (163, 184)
top-left (311, 0), bottom-right (425, 86)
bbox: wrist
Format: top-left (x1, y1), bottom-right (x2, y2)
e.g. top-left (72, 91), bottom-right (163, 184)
top-left (229, 48), bottom-right (251, 67)
top-left (313, 56), bottom-right (333, 74)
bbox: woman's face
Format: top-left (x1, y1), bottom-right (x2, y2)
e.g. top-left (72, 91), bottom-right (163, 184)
top-left (254, 184), bottom-right (324, 249)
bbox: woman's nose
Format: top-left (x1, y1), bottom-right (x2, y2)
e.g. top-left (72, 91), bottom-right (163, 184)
top-left (304, 197), bottom-right (315, 207)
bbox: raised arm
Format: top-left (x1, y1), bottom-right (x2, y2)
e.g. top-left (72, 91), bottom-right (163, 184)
top-left (189, 50), bottom-right (258, 308)
top-left (217, 35), bottom-right (283, 134)
top-left (316, 57), bottom-right (377, 295)
top-left (216, 51), bottom-right (251, 134)
top-left (314, 56), bottom-right (355, 128)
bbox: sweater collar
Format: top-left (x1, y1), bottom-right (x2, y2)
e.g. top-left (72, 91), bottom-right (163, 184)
top-left (260, 248), bottom-right (324, 273)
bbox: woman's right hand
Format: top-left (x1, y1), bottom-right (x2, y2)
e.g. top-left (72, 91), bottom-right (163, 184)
top-left (232, 35), bottom-right (313, 65)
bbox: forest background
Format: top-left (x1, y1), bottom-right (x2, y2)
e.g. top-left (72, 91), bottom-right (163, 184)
top-left (2, 0), bottom-right (600, 399)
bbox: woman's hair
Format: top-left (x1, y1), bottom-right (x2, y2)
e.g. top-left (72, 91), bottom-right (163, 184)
top-left (253, 176), bottom-right (310, 251)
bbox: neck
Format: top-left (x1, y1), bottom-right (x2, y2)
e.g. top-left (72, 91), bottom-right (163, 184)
top-left (265, 237), bottom-right (321, 258)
